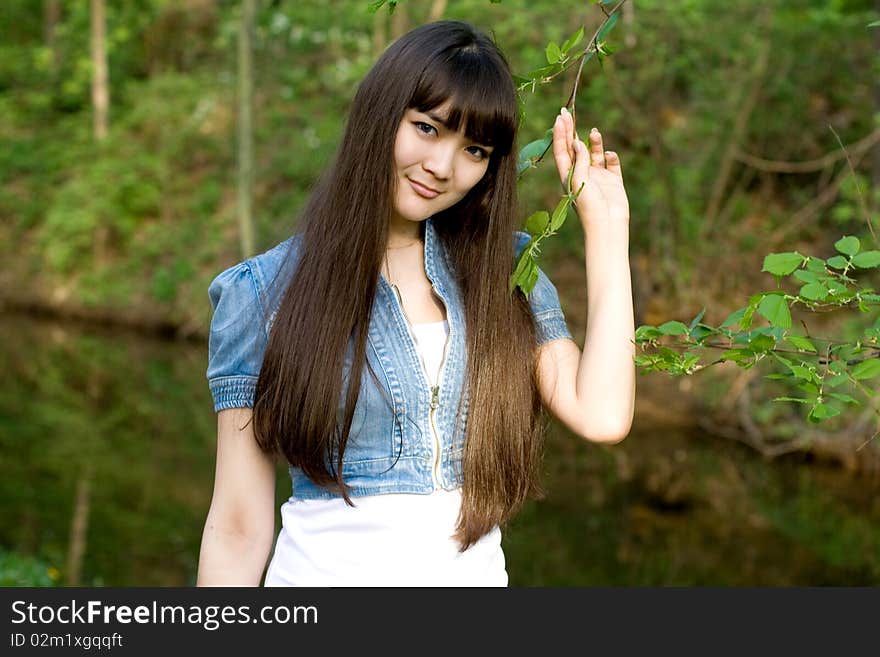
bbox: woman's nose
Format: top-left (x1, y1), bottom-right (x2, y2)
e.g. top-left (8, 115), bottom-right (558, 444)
top-left (422, 141), bottom-right (455, 179)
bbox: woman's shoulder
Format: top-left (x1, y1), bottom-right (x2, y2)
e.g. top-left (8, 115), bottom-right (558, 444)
top-left (513, 230), bottom-right (531, 257)
top-left (209, 233), bottom-right (303, 309)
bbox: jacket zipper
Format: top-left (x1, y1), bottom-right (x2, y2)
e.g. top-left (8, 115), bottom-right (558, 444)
top-left (390, 281), bottom-right (450, 489)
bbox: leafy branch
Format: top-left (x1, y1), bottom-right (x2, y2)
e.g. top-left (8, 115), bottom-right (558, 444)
top-left (510, 0), bottom-right (628, 296)
top-left (635, 235), bottom-right (880, 429)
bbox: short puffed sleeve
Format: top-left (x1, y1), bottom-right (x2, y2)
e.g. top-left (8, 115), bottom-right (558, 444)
top-left (205, 261), bottom-right (268, 411)
top-left (513, 230), bottom-right (574, 345)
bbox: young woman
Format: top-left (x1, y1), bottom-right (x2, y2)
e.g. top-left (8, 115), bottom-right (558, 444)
top-left (197, 20), bottom-right (635, 587)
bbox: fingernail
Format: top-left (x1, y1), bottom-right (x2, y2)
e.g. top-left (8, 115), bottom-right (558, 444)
top-left (561, 107), bottom-right (569, 115)
top-left (590, 127), bottom-right (599, 134)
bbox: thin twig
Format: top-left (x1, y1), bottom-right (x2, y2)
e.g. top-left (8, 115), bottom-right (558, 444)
top-left (829, 124), bottom-right (878, 246)
top-left (522, 1), bottom-right (629, 170)
top-left (733, 127), bottom-right (880, 173)
top-left (768, 148), bottom-right (869, 245)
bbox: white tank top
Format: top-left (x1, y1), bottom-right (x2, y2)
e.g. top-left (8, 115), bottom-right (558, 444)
top-left (263, 319), bottom-right (508, 587)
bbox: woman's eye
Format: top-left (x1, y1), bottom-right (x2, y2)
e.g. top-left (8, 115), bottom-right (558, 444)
top-left (414, 121), bottom-right (437, 136)
top-left (466, 146), bottom-right (489, 160)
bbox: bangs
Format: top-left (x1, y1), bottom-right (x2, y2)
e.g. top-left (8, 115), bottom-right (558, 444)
top-left (409, 47), bottom-right (517, 156)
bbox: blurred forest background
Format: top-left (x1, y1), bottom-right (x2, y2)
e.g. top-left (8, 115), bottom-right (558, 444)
top-left (1, 0), bottom-right (879, 586)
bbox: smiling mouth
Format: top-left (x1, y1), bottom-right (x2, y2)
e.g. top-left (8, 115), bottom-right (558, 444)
top-left (408, 178), bottom-right (441, 198)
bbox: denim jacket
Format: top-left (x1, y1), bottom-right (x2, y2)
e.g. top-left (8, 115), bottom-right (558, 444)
top-left (206, 217), bottom-right (572, 499)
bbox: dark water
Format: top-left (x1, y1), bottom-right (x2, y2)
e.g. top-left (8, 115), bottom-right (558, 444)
top-left (1, 314), bottom-right (878, 586)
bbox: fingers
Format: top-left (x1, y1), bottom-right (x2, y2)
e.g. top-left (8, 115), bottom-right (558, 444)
top-left (552, 113), bottom-right (572, 184)
top-left (588, 128), bottom-right (606, 168)
top-left (572, 136), bottom-right (591, 187)
top-left (605, 150), bottom-right (623, 178)
top-left (553, 110), bottom-right (623, 186)
top-left (561, 107), bottom-right (574, 160)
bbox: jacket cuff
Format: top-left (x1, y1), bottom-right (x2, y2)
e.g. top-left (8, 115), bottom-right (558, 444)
top-left (209, 375), bottom-right (258, 411)
top-left (535, 310), bottom-right (572, 345)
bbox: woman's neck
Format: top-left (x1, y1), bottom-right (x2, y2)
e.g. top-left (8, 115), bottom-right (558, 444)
top-left (386, 214), bottom-right (424, 249)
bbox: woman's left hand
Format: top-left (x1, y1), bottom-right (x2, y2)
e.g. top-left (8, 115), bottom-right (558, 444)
top-left (552, 107), bottom-right (630, 232)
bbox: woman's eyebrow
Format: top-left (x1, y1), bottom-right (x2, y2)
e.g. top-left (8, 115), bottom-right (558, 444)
top-left (420, 109), bottom-right (492, 148)
top-left (424, 110), bottom-right (452, 129)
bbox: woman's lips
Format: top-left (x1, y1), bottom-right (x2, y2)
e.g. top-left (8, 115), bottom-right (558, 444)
top-left (408, 178), bottom-right (440, 199)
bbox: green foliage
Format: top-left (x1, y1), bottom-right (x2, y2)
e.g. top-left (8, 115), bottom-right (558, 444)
top-left (636, 241), bottom-right (880, 425)
top-left (0, 548), bottom-right (59, 586)
top-left (509, 1), bottom-right (623, 296)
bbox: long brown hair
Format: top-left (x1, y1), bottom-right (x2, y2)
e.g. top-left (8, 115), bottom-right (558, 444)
top-left (252, 20), bottom-right (548, 550)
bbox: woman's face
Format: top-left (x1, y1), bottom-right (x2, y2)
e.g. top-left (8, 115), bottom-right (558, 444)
top-left (390, 100), bottom-right (494, 226)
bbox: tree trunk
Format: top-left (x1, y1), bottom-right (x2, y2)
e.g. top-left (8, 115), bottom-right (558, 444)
top-left (90, 0), bottom-right (109, 141)
top-left (90, 0), bottom-right (109, 266)
top-left (237, 0), bottom-right (256, 259)
top-left (873, 0), bottom-right (880, 211)
top-left (44, 0), bottom-right (61, 74)
top-left (390, 2), bottom-right (409, 40)
top-left (372, 8), bottom-right (387, 58)
top-left (65, 464), bottom-right (93, 585)
top-left (622, 0), bottom-right (635, 48)
top-left (429, 0), bottom-right (447, 21)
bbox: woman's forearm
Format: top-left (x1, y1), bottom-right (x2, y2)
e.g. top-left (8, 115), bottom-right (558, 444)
top-left (197, 520), bottom-right (273, 587)
top-left (576, 226), bottom-right (636, 439)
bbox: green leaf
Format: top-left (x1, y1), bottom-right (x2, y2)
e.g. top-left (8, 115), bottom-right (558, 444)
top-left (793, 269), bottom-right (819, 284)
top-left (834, 235), bottom-right (860, 256)
top-left (596, 12), bottom-right (619, 42)
top-left (799, 282), bottom-right (828, 301)
top-left (772, 353), bottom-right (794, 368)
top-left (827, 255), bottom-right (849, 270)
top-left (526, 64), bottom-right (558, 80)
top-left (721, 349), bottom-right (752, 363)
top-left (517, 129), bottom-right (553, 175)
top-left (851, 358), bottom-right (880, 380)
top-left (510, 250), bottom-right (532, 294)
top-left (809, 403), bottom-right (841, 420)
top-left (868, 20), bottom-right (880, 27)
top-left (526, 259), bottom-right (540, 292)
top-left (797, 381), bottom-right (820, 396)
top-left (561, 27), bottom-right (584, 54)
top-left (658, 321), bottom-right (690, 336)
top-left (740, 304), bottom-right (757, 331)
top-left (687, 308), bottom-right (706, 330)
top-left (805, 257), bottom-right (827, 273)
top-left (852, 251), bottom-right (880, 268)
top-left (545, 41), bottom-right (563, 64)
top-left (828, 392), bottom-right (859, 405)
top-left (721, 307), bottom-right (745, 329)
top-left (749, 334), bottom-right (776, 352)
top-left (525, 211), bottom-right (550, 236)
top-left (788, 365), bottom-right (815, 381)
top-left (549, 196), bottom-right (571, 231)
top-left (785, 335), bottom-right (816, 352)
top-left (762, 252), bottom-right (804, 276)
top-left (757, 294), bottom-right (792, 328)
top-left (635, 325), bottom-right (663, 341)
top-left (827, 373), bottom-right (849, 388)
top-left (690, 325), bottom-right (715, 342)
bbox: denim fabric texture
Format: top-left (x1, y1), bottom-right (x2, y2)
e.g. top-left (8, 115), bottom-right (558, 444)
top-left (206, 216), bottom-right (573, 498)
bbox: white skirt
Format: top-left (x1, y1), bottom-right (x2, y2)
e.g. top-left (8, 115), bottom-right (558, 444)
top-left (264, 488), bottom-right (508, 587)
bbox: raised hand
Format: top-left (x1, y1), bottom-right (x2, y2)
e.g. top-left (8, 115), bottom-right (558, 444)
top-left (552, 107), bottom-right (630, 232)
